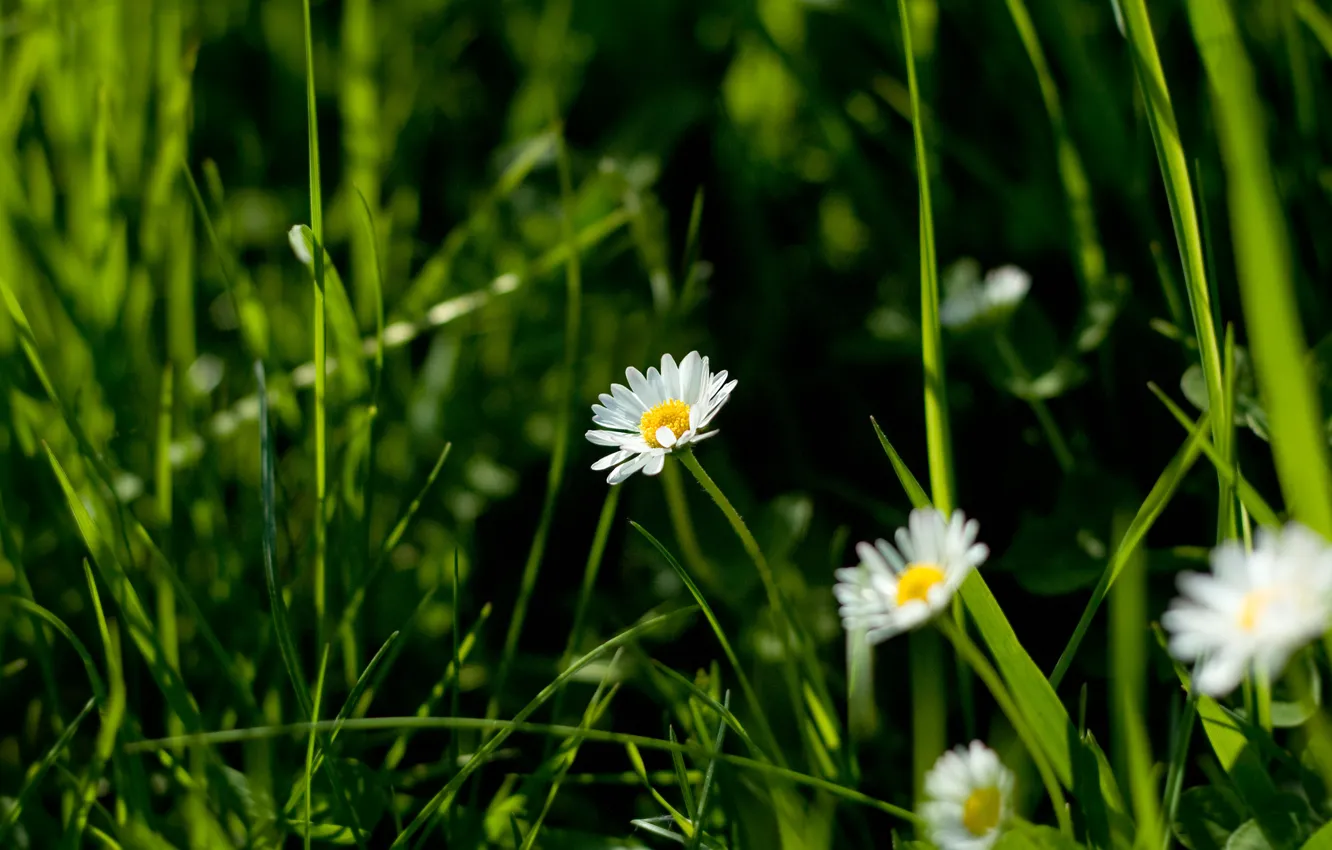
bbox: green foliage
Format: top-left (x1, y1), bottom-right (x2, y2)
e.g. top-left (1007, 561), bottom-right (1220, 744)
top-left (3, 0), bottom-right (1332, 848)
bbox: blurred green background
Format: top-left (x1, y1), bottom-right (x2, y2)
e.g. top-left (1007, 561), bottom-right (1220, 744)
top-left (4, 0), bottom-right (1332, 845)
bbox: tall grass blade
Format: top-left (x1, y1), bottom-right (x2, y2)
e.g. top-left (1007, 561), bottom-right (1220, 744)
top-left (630, 521), bottom-right (782, 765)
top-left (256, 361), bottom-right (311, 715)
top-left (0, 698), bottom-right (95, 845)
top-left (1185, 0), bottom-right (1332, 536)
top-left (1050, 411), bottom-right (1210, 688)
top-left (1118, 0), bottom-right (1228, 515)
top-left (43, 444), bottom-right (202, 730)
top-left (390, 608), bottom-right (697, 847)
top-left (301, 0), bottom-right (330, 647)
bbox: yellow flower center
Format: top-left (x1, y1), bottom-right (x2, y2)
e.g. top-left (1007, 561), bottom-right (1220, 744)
top-left (1238, 590), bottom-right (1273, 632)
top-left (639, 399), bottom-right (692, 448)
top-left (962, 786), bottom-right (1002, 836)
top-left (896, 563), bottom-right (946, 606)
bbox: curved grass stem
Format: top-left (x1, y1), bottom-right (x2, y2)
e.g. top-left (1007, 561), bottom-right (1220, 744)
top-left (936, 617), bottom-right (1073, 838)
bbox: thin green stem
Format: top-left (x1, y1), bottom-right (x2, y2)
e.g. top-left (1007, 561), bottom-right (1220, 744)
top-left (676, 451), bottom-right (789, 633)
top-left (936, 617), bottom-right (1073, 838)
top-left (660, 459), bottom-right (718, 591)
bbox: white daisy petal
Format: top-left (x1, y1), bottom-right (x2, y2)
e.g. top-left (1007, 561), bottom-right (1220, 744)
top-left (661, 353), bottom-right (681, 401)
top-left (606, 454), bottom-right (649, 485)
top-left (835, 509), bottom-right (987, 645)
top-left (591, 449), bottom-right (635, 471)
top-left (642, 452), bottom-right (667, 476)
top-left (680, 351), bottom-right (702, 401)
top-left (922, 741), bottom-right (1014, 849)
top-left (587, 353), bottom-right (732, 486)
top-left (1162, 521), bottom-right (1332, 698)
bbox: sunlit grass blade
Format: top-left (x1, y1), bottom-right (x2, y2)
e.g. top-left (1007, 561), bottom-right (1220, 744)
top-left (631, 521), bottom-right (781, 766)
top-left (1147, 383), bottom-right (1282, 528)
top-left (668, 727), bottom-right (697, 823)
top-left (305, 645), bottom-right (330, 850)
top-left (389, 607), bottom-right (697, 847)
top-left (937, 618), bottom-right (1073, 836)
top-left (70, 560), bottom-right (127, 843)
top-left (0, 697), bottom-right (95, 845)
top-left (155, 363), bottom-right (182, 749)
top-left (284, 630), bottom-right (399, 813)
top-left (522, 668), bottom-right (623, 849)
top-left (301, 0), bottom-right (330, 649)
top-left (626, 741), bottom-right (693, 835)
top-left (1297, 0), bottom-right (1332, 57)
top-left (43, 444), bottom-right (202, 730)
top-left (256, 360), bottom-right (311, 715)
top-left (1050, 411), bottom-right (1210, 688)
top-left (1185, 0), bottom-right (1332, 537)
top-left (646, 660), bottom-right (762, 758)
top-left (871, 417), bottom-right (1112, 800)
top-left (687, 692), bottom-right (730, 850)
top-left (1118, 0), bottom-right (1228, 514)
top-left (130, 710), bottom-right (918, 824)
top-left (1107, 510), bottom-right (1146, 785)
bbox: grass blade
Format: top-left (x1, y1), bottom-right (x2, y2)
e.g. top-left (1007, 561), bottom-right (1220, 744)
top-left (256, 360), bottom-right (311, 716)
top-left (1147, 384), bottom-right (1282, 528)
top-left (43, 443), bottom-right (202, 731)
top-left (389, 607), bottom-right (697, 847)
top-left (687, 692), bottom-right (730, 850)
top-left (1185, 0), bottom-right (1332, 537)
top-left (630, 521), bottom-right (782, 766)
top-left (0, 698), bottom-right (96, 845)
top-left (301, 0), bottom-right (330, 648)
top-left (1118, 0), bottom-right (1229, 521)
top-left (1049, 410), bottom-right (1210, 688)
top-left (305, 645), bottom-right (330, 850)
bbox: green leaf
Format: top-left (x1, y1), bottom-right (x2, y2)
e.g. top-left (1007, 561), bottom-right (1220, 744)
top-left (1184, 0), bottom-right (1332, 537)
top-left (43, 445), bottom-right (202, 731)
top-left (994, 822), bottom-right (1084, 850)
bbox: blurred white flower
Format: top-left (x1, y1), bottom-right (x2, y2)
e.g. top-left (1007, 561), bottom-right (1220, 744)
top-left (939, 260), bottom-right (1031, 329)
top-left (1162, 522), bottom-right (1332, 697)
top-left (920, 741), bottom-right (1015, 850)
top-left (585, 351), bottom-right (736, 485)
top-left (834, 508), bottom-right (988, 644)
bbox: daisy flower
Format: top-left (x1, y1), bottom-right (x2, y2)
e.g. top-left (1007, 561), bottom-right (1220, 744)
top-left (920, 741), bottom-right (1015, 850)
top-left (939, 260), bottom-right (1031, 330)
top-left (1161, 522), bottom-right (1332, 697)
top-left (833, 508), bottom-right (988, 644)
top-left (586, 351), bottom-right (737, 485)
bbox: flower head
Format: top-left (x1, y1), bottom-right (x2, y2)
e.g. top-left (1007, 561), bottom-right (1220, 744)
top-left (920, 741), bottom-right (1014, 850)
top-left (1162, 522), bottom-right (1332, 697)
top-left (586, 351), bottom-right (736, 485)
top-left (939, 259), bottom-right (1031, 330)
top-left (834, 508), bottom-right (988, 644)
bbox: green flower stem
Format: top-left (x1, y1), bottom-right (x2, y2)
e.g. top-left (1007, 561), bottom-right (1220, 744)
top-left (936, 616), bottom-right (1073, 838)
top-left (660, 458), bottom-right (719, 592)
top-left (675, 449), bottom-right (828, 774)
top-left (676, 450), bottom-right (790, 632)
top-left (1255, 669), bottom-right (1273, 734)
